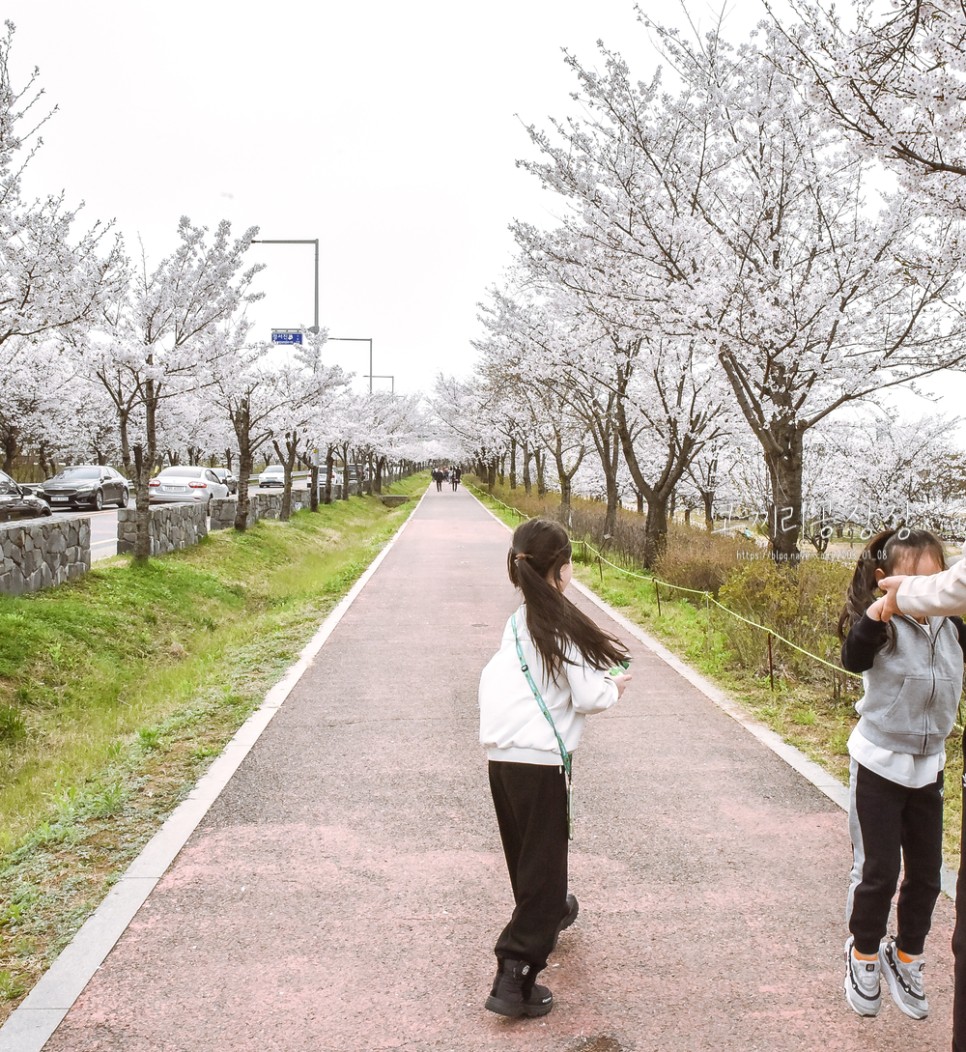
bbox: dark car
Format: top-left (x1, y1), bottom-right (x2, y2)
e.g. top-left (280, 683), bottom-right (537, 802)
top-left (211, 467), bottom-right (238, 495)
top-left (0, 469), bottom-right (52, 522)
top-left (38, 465), bottom-right (130, 511)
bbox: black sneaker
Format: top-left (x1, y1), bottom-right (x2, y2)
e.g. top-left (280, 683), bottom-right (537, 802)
top-left (485, 959), bottom-right (553, 1018)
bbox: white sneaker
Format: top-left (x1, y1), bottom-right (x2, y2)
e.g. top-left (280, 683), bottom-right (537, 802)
top-left (844, 937), bottom-right (881, 1016)
top-left (879, 938), bottom-right (928, 1019)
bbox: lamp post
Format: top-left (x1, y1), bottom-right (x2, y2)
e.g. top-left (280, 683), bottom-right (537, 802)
top-left (250, 238), bottom-right (320, 334)
top-left (328, 337), bottom-right (373, 393)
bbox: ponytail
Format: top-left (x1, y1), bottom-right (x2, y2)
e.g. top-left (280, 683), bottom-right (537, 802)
top-left (509, 519), bottom-right (628, 677)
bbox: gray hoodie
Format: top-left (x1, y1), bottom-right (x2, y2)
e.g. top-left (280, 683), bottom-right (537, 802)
top-left (842, 613), bottom-right (965, 756)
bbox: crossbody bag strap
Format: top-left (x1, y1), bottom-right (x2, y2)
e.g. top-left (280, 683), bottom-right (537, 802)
top-left (511, 613), bottom-right (572, 778)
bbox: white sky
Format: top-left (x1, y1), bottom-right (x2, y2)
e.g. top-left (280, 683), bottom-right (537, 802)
top-left (0, 0), bottom-right (764, 396)
top-left (2, 0), bottom-right (961, 421)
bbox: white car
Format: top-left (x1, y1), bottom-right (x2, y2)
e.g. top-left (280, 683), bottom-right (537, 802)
top-left (148, 466), bottom-right (230, 509)
top-left (258, 465), bottom-right (285, 488)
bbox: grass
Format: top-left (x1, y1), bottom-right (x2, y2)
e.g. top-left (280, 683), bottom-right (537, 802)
top-left (0, 475), bottom-right (426, 1021)
top-left (468, 480), bottom-right (965, 869)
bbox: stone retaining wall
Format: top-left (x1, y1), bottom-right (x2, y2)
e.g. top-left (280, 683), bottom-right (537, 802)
top-left (117, 504), bottom-right (208, 556)
top-left (209, 488), bottom-right (351, 531)
top-left (0, 516), bottom-right (91, 595)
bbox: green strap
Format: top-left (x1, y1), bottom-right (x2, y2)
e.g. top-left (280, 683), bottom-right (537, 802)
top-left (511, 613), bottom-right (572, 778)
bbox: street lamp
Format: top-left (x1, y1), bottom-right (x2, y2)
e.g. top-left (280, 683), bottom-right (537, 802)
top-left (250, 238), bottom-right (320, 334)
top-left (328, 337), bottom-right (373, 393)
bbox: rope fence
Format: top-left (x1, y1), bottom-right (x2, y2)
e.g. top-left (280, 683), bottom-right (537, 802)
top-left (468, 481), bottom-right (860, 688)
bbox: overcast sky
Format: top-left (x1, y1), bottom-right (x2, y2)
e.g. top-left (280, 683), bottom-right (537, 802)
top-left (0, 0), bottom-right (774, 396)
top-left (2, 0), bottom-right (958, 422)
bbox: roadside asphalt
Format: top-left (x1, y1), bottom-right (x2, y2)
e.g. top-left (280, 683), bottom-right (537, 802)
top-left (1, 485), bottom-right (957, 1051)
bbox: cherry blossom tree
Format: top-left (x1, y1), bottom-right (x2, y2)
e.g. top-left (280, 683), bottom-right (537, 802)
top-left (516, 19), bottom-right (966, 562)
top-left (770, 0), bottom-right (966, 216)
top-left (105, 218), bottom-right (262, 557)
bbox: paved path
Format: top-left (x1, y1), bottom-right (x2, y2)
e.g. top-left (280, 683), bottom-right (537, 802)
top-left (4, 486), bottom-right (957, 1050)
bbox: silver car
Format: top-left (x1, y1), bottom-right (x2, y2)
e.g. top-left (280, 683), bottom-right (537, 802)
top-left (148, 466), bottom-right (230, 509)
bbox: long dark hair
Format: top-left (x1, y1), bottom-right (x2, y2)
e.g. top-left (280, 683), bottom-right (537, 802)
top-left (838, 527), bottom-right (947, 649)
top-left (508, 518), bottom-right (629, 677)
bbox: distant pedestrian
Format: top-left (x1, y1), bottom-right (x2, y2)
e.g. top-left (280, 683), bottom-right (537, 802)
top-left (838, 528), bottom-right (965, 1023)
top-left (432, 468), bottom-right (443, 492)
top-left (478, 518), bottom-right (632, 1018)
top-left (451, 466), bottom-right (462, 491)
top-left (874, 541), bottom-right (966, 1049)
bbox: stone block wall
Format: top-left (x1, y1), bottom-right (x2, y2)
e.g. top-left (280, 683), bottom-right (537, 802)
top-left (117, 504), bottom-right (208, 556)
top-left (252, 492), bottom-right (282, 520)
top-left (0, 516), bottom-right (91, 595)
top-left (209, 498), bottom-right (254, 532)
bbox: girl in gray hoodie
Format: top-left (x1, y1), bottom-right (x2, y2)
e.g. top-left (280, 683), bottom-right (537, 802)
top-left (839, 528), bottom-right (966, 1023)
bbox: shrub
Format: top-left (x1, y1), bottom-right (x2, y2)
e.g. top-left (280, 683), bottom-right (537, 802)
top-left (654, 522), bottom-right (759, 595)
top-left (717, 558), bottom-right (852, 684)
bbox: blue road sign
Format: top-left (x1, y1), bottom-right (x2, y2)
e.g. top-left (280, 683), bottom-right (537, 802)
top-left (272, 330), bottom-right (303, 344)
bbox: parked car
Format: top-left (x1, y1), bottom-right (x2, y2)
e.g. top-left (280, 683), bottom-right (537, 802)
top-left (148, 466), bottom-right (229, 509)
top-left (0, 469), bottom-right (52, 522)
top-left (258, 465), bottom-right (285, 488)
top-left (211, 467), bottom-right (238, 495)
top-left (38, 465), bottom-right (130, 510)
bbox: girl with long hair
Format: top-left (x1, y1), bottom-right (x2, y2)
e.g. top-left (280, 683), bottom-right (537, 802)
top-left (479, 518), bottom-right (631, 1018)
top-left (838, 528), bottom-right (966, 1022)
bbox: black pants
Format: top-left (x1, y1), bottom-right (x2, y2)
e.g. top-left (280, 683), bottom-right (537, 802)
top-left (488, 760), bottom-right (570, 971)
top-left (847, 760), bottom-right (943, 957)
top-left (953, 757), bottom-right (966, 1051)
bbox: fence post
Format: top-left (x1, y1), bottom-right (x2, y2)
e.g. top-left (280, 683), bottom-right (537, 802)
top-left (767, 632), bottom-right (775, 691)
top-left (654, 581), bottom-right (662, 616)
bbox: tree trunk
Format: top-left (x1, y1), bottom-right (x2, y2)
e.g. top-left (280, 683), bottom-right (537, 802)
top-left (2, 431), bottom-right (17, 474)
top-left (119, 409), bottom-right (132, 475)
top-left (324, 448), bottom-right (335, 504)
top-left (340, 443), bottom-right (351, 500)
top-left (234, 445), bottom-right (254, 531)
top-left (509, 438), bottom-right (518, 490)
top-left (535, 448), bottom-right (547, 496)
top-left (272, 432), bottom-right (299, 521)
top-left (764, 423), bottom-right (804, 564)
top-left (702, 490), bottom-right (714, 532)
top-left (310, 462), bottom-right (319, 511)
top-left (232, 400), bottom-right (253, 532)
top-left (133, 379), bottom-right (158, 562)
top-left (643, 494), bottom-right (669, 566)
top-left (522, 441), bottom-right (532, 495)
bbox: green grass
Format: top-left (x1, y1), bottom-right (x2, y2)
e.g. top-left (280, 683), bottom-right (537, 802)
top-left (0, 476), bottom-right (425, 1019)
top-left (468, 480), bottom-right (965, 868)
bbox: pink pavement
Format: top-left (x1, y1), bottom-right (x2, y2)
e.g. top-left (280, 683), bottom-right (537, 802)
top-left (40, 486), bottom-right (956, 1050)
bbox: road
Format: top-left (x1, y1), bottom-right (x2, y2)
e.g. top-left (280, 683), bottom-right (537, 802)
top-left (67, 482), bottom-right (315, 562)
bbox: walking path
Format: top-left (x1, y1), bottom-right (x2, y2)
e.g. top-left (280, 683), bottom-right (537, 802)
top-left (1, 486), bottom-right (956, 1051)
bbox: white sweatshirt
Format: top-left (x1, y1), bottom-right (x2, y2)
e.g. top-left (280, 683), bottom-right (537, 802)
top-left (479, 605), bottom-right (620, 764)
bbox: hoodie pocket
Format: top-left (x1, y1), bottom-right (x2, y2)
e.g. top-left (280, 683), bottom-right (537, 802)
top-left (872, 675), bottom-right (934, 734)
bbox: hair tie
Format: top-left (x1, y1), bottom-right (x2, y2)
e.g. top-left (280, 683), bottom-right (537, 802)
top-left (514, 552), bottom-right (531, 562)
